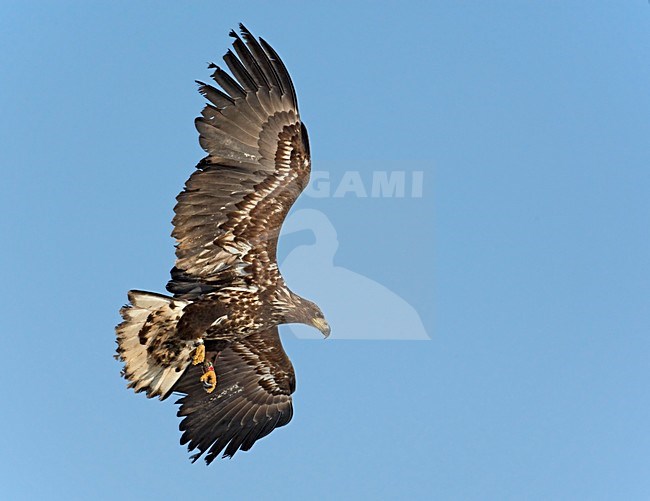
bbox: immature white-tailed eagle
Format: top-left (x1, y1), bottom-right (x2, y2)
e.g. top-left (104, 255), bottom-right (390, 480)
top-left (115, 24), bottom-right (330, 464)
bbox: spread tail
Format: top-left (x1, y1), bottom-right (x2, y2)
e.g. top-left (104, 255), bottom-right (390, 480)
top-left (115, 290), bottom-right (196, 400)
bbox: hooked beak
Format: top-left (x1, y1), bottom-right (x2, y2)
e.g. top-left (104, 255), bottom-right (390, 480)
top-left (312, 317), bottom-right (331, 338)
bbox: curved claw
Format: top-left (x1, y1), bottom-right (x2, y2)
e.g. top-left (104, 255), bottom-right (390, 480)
top-left (200, 366), bottom-right (217, 393)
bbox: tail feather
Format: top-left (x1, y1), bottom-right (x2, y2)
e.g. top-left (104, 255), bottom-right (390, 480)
top-left (116, 290), bottom-right (196, 400)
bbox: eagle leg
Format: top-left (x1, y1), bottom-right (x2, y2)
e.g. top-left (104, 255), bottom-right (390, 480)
top-left (200, 361), bottom-right (217, 393)
top-left (192, 340), bottom-right (205, 365)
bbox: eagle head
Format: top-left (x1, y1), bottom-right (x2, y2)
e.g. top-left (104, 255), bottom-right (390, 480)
top-left (286, 293), bottom-right (330, 338)
top-left (309, 309), bottom-right (331, 338)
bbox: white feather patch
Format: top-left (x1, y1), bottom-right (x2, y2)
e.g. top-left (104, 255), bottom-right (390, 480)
top-left (116, 291), bottom-right (195, 400)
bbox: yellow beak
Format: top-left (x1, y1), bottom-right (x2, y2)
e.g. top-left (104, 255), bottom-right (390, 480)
top-left (312, 317), bottom-right (331, 338)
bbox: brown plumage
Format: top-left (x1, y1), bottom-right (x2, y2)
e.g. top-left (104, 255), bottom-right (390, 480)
top-left (115, 24), bottom-right (330, 463)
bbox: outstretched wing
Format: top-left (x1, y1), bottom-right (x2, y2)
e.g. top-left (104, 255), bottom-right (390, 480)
top-left (168, 24), bottom-right (311, 298)
top-left (172, 328), bottom-right (296, 463)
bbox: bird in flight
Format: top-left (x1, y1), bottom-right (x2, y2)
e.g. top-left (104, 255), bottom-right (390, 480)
top-left (115, 24), bottom-right (330, 464)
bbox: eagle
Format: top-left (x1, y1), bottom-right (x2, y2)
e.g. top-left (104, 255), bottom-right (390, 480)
top-left (115, 24), bottom-right (330, 464)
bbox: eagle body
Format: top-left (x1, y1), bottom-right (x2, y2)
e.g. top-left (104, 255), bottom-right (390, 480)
top-left (115, 25), bottom-right (329, 463)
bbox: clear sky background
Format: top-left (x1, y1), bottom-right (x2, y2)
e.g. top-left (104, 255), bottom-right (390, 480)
top-left (1, 2), bottom-right (649, 500)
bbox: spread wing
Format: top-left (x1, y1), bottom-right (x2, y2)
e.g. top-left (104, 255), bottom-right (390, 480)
top-left (172, 328), bottom-right (295, 463)
top-left (168, 24), bottom-right (311, 298)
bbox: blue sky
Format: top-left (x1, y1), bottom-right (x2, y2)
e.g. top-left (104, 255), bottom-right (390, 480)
top-left (1, 1), bottom-right (649, 500)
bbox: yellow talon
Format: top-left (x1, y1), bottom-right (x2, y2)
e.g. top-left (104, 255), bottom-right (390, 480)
top-left (200, 366), bottom-right (217, 393)
top-left (192, 342), bottom-right (205, 365)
